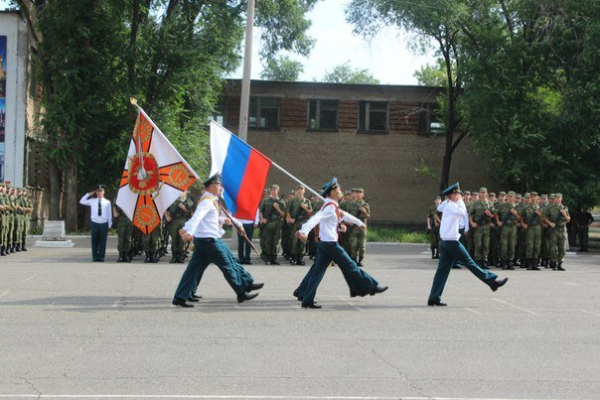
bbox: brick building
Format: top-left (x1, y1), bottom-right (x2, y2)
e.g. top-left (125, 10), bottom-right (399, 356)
top-left (219, 79), bottom-right (496, 226)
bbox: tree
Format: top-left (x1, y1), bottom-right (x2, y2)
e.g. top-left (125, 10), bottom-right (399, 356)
top-left (459, 0), bottom-right (600, 209)
top-left (322, 61), bottom-right (380, 84)
top-left (13, 0), bottom-right (320, 231)
top-left (346, 0), bottom-right (469, 192)
top-left (260, 55), bottom-right (304, 81)
top-left (413, 58), bottom-right (449, 87)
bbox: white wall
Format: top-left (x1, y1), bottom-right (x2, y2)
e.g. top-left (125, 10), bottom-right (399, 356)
top-left (0, 11), bottom-right (27, 186)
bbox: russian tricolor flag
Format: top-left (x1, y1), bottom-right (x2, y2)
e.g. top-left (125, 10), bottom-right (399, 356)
top-left (210, 121), bottom-right (272, 220)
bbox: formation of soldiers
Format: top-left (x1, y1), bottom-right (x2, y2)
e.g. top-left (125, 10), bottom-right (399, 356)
top-left (113, 189), bottom-right (197, 264)
top-left (0, 183), bottom-right (33, 256)
top-left (428, 188), bottom-right (571, 271)
top-left (259, 184), bottom-right (371, 266)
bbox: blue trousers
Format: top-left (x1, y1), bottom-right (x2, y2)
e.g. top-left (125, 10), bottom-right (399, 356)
top-left (237, 223), bottom-right (255, 261)
top-left (173, 238), bottom-right (254, 301)
top-left (296, 241), bottom-right (379, 307)
top-left (428, 239), bottom-right (498, 303)
top-left (90, 222), bottom-right (108, 261)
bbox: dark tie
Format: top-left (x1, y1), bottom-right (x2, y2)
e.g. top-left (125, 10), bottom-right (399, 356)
top-left (98, 200), bottom-right (102, 217)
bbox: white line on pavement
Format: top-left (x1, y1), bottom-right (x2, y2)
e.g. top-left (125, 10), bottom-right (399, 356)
top-left (0, 290), bottom-right (9, 298)
top-left (465, 307), bottom-right (481, 314)
top-left (491, 298), bottom-right (540, 316)
top-left (21, 273), bottom-right (39, 283)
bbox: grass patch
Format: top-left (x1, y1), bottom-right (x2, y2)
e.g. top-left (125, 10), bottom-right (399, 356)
top-left (367, 227), bottom-right (428, 243)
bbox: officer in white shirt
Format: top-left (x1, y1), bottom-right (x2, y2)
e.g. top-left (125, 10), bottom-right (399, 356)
top-left (79, 184), bottom-right (112, 262)
top-left (294, 178), bottom-right (388, 309)
top-left (428, 182), bottom-right (508, 306)
top-left (171, 173), bottom-right (264, 308)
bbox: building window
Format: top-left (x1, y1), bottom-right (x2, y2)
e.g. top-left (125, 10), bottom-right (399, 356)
top-left (418, 103), bottom-right (443, 136)
top-left (249, 97), bottom-right (279, 129)
top-left (359, 101), bottom-right (388, 132)
top-left (308, 100), bottom-right (338, 131)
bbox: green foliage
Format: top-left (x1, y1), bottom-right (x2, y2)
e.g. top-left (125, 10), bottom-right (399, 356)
top-left (367, 227), bottom-right (429, 243)
top-left (22, 0), bottom-right (318, 201)
top-left (322, 61), bottom-right (380, 84)
top-left (260, 55), bottom-right (304, 81)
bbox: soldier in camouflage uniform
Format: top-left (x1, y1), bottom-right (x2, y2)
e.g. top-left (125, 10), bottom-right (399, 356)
top-left (345, 188), bottom-right (370, 266)
top-left (467, 191), bottom-right (480, 256)
top-left (0, 184), bottom-right (7, 256)
top-left (259, 184), bottom-right (286, 265)
top-left (495, 191), bottom-right (521, 270)
top-left (544, 193), bottom-right (570, 271)
top-left (280, 190), bottom-right (294, 261)
top-left (539, 194), bottom-right (551, 267)
top-left (520, 192), bottom-right (544, 270)
top-left (113, 202), bottom-right (133, 262)
top-left (6, 186), bottom-right (16, 253)
top-left (287, 185), bottom-right (313, 265)
top-left (166, 190), bottom-right (192, 263)
top-left (20, 188), bottom-right (33, 251)
top-left (515, 193), bottom-right (528, 267)
top-left (488, 192), bottom-right (500, 267)
top-left (427, 196), bottom-right (442, 259)
top-left (469, 188), bottom-right (494, 268)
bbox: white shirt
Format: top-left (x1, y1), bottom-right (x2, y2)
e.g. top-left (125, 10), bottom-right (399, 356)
top-left (437, 199), bottom-right (467, 241)
top-left (438, 200), bottom-right (470, 233)
top-left (183, 192), bottom-right (242, 239)
top-left (299, 198), bottom-right (364, 242)
top-left (79, 194), bottom-right (112, 226)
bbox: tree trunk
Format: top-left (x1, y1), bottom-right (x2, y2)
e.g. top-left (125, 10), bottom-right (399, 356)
top-left (48, 160), bottom-right (61, 220)
top-left (64, 161), bottom-right (78, 232)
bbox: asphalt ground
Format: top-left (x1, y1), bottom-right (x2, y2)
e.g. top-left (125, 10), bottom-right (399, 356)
top-left (1, 238), bottom-right (599, 400)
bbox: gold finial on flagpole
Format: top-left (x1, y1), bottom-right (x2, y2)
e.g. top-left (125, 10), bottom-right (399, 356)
top-left (130, 97), bottom-right (138, 106)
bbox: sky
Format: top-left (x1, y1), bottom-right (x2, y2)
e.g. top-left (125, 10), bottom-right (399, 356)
top-left (234, 0), bottom-right (436, 85)
top-left (0, 0), bottom-right (436, 85)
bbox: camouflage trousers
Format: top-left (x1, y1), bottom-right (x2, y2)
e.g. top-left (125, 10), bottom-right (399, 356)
top-left (500, 225), bottom-right (517, 261)
top-left (473, 224), bottom-right (491, 261)
top-left (525, 224), bottom-right (542, 259)
top-left (547, 225), bottom-right (567, 263)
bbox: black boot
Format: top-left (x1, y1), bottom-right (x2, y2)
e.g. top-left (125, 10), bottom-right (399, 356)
top-left (144, 252), bottom-right (152, 263)
top-left (9, 245), bottom-right (15, 253)
top-left (270, 255), bottom-right (280, 265)
top-left (357, 257), bottom-right (364, 267)
top-left (169, 252), bottom-right (179, 264)
top-left (0, 246), bottom-right (6, 256)
top-left (296, 256), bottom-right (305, 266)
top-left (152, 251), bottom-right (160, 263)
top-left (528, 259), bottom-right (540, 270)
top-left (501, 259), bottom-right (507, 270)
top-left (557, 261), bottom-right (565, 271)
top-left (15, 243), bottom-right (21, 252)
top-left (550, 261), bottom-right (557, 270)
top-left (117, 252), bottom-right (126, 263)
top-left (431, 249), bottom-right (436, 259)
top-left (506, 260), bottom-right (515, 270)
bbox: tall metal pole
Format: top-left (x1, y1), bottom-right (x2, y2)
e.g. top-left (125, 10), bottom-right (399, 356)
top-left (238, 0), bottom-right (255, 142)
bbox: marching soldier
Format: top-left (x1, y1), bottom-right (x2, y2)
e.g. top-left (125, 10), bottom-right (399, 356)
top-left (544, 193), bottom-right (570, 270)
top-left (307, 193), bottom-right (324, 260)
top-left (259, 184), bottom-right (286, 265)
top-left (469, 187), bottom-right (494, 268)
top-left (287, 185), bottom-right (313, 265)
top-left (113, 202), bottom-right (133, 262)
top-left (495, 191), bottom-right (521, 270)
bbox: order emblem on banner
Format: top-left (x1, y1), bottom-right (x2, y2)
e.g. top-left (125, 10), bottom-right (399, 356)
top-left (128, 152), bottom-right (160, 195)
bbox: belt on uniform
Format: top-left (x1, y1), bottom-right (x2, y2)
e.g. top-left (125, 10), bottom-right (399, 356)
top-left (196, 237), bottom-right (217, 243)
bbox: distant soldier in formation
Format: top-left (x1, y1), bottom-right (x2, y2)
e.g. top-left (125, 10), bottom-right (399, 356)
top-left (259, 184), bottom-right (286, 265)
top-left (543, 193), bottom-right (570, 270)
top-left (470, 187), bottom-right (494, 268)
top-left (166, 190), bottom-right (192, 263)
top-left (575, 208), bottom-right (594, 252)
top-left (427, 196), bottom-right (442, 259)
top-left (113, 202), bottom-right (133, 263)
top-left (287, 185), bottom-right (313, 265)
top-left (495, 191), bottom-right (520, 270)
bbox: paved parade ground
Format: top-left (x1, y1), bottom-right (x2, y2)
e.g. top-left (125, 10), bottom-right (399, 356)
top-left (1, 238), bottom-right (599, 400)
